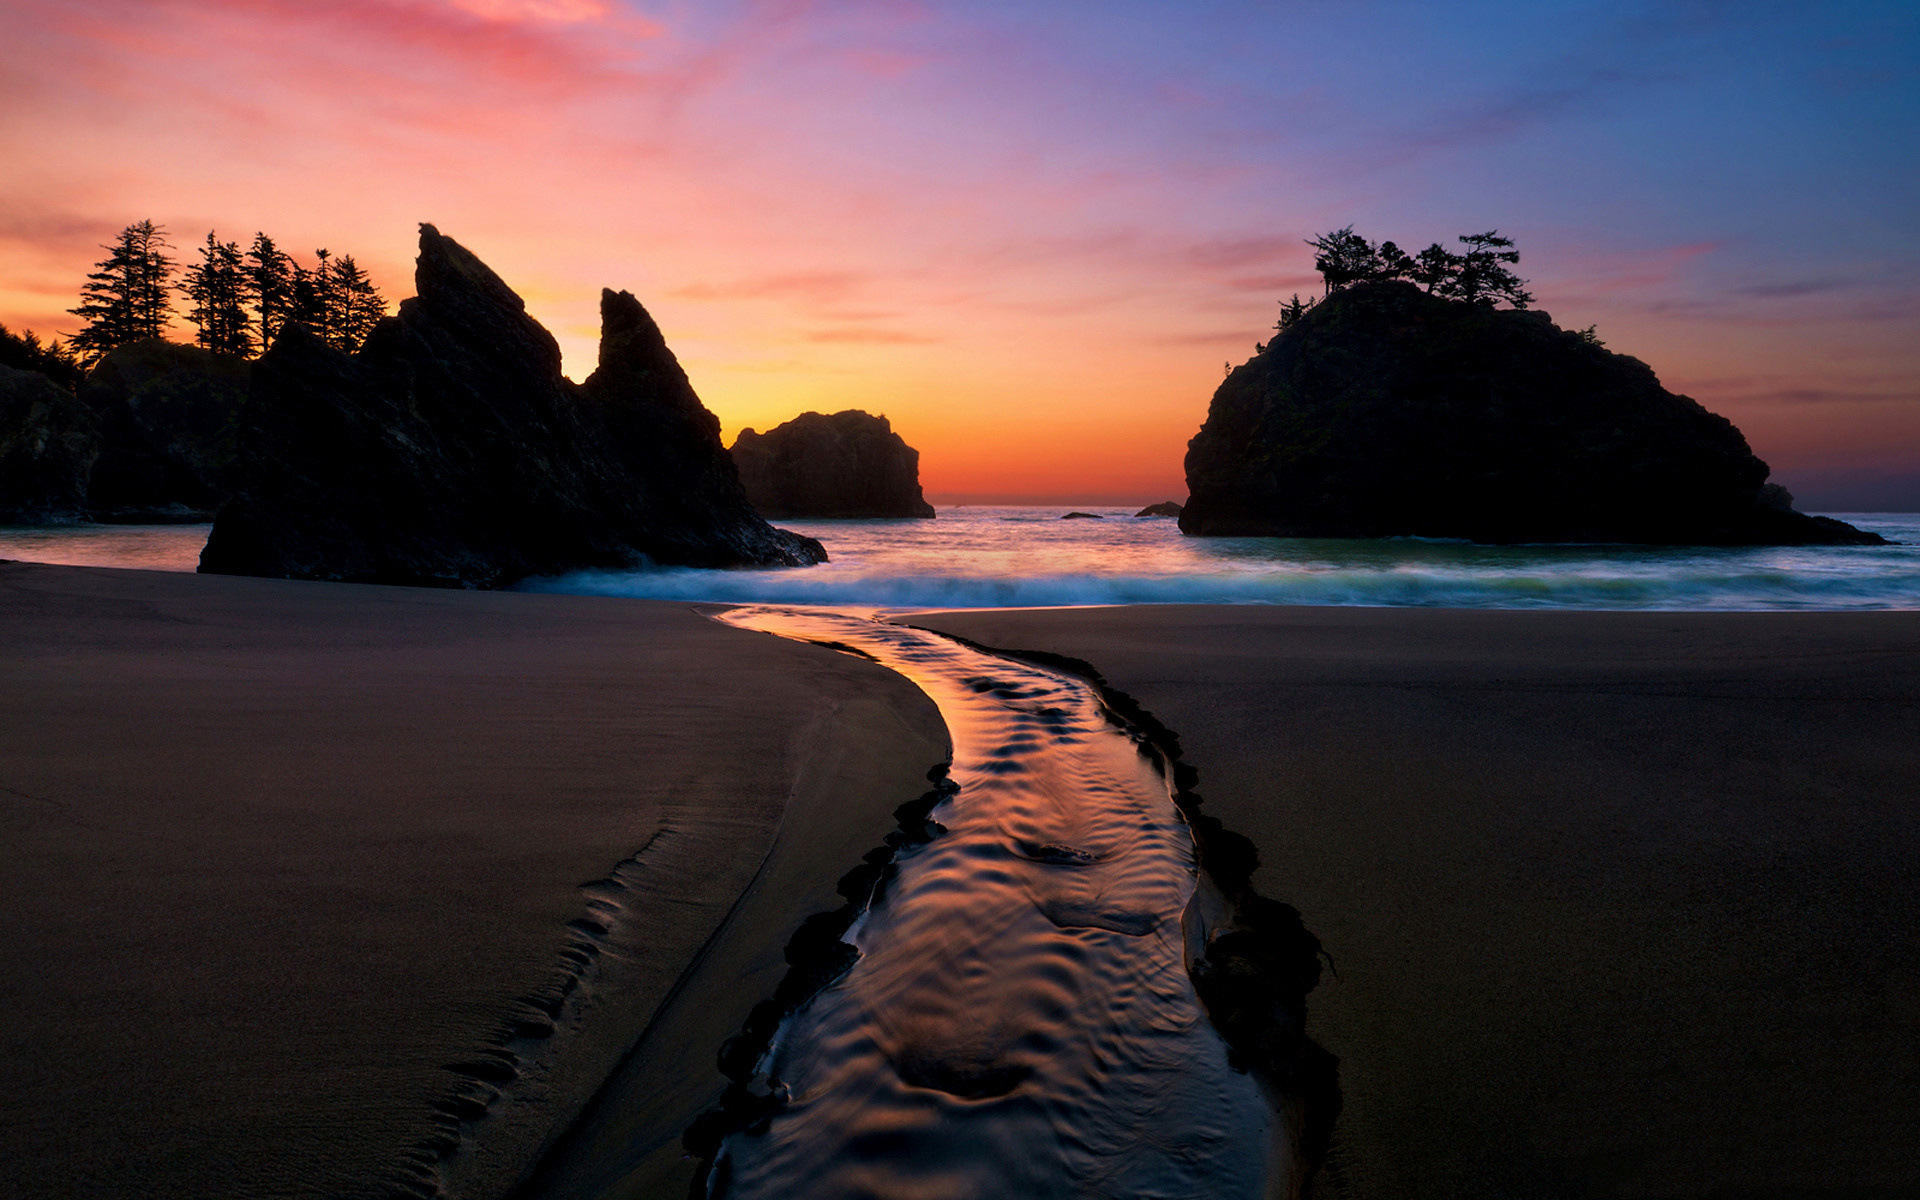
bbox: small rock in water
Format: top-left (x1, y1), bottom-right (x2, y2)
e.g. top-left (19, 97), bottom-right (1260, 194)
top-left (1061, 511), bottom-right (1104, 519)
top-left (1134, 501), bottom-right (1184, 518)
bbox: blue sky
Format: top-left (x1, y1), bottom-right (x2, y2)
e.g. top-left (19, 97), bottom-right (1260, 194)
top-left (3, 0), bottom-right (1915, 502)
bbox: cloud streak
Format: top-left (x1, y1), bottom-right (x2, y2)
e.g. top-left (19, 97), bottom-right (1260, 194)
top-left (2, 0), bottom-right (1915, 498)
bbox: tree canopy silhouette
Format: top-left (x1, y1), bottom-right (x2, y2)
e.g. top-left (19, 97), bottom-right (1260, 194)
top-left (59, 222), bottom-right (389, 366)
top-left (328, 254), bottom-right (387, 351)
top-left (0, 323), bottom-right (85, 391)
top-left (68, 220), bottom-right (176, 362)
top-left (1304, 226), bottom-right (1532, 309)
top-left (181, 232), bottom-right (254, 358)
top-left (288, 248), bottom-right (388, 353)
top-left (244, 233), bottom-right (297, 352)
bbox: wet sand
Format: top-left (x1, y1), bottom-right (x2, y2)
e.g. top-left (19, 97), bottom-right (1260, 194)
top-left (10, 570), bottom-right (1917, 1200)
top-left (914, 605), bottom-right (1920, 1200)
top-left (0, 563), bottom-right (947, 1200)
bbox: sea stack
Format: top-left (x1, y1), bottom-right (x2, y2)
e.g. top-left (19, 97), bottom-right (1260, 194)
top-left (731, 409), bottom-right (936, 518)
top-left (199, 225), bottom-right (823, 586)
top-left (1181, 281), bottom-right (1881, 546)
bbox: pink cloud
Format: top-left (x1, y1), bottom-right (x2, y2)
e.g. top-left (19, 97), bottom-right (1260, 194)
top-left (4, 1), bottom-right (1911, 497)
top-left (36, 0), bottom-right (637, 93)
top-left (804, 326), bottom-right (937, 345)
top-left (842, 48), bottom-right (926, 78)
top-left (673, 271), bottom-right (874, 304)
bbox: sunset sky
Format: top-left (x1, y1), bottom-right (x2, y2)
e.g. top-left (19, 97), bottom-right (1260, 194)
top-left (3, 0), bottom-right (1915, 506)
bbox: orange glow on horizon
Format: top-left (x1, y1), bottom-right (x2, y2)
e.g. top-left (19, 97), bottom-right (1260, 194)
top-left (3, 0), bottom-right (1914, 506)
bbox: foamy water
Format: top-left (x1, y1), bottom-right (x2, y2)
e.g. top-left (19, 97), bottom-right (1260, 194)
top-left (709, 607), bottom-right (1279, 1199)
top-left (535, 508), bottom-right (1920, 611)
top-left (6, 509), bottom-right (1916, 609)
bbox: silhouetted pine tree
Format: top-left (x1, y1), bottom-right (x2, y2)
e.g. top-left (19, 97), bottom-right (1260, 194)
top-left (0, 323), bottom-right (86, 390)
top-left (1447, 231), bottom-right (1532, 308)
top-left (328, 254), bottom-right (386, 351)
top-left (1306, 226), bottom-right (1380, 294)
top-left (1277, 293), bottom-right (1316, 331)
top-left (1375, 240), bottom-right (1415, 281)
top-left (180, 232), bottom-right (254, 358)
top-left (1410, 243), bottom-right (1461, 294)
top-left (1306, 226), bottom-right (1532, 310)
top-left (286, 262), bottom-right (317, 335)
top-left (68, 220), bottom-right (175, 361)
top-left (286, 248), bottom-right (341, 344)
top-left (244, 232), bottom-right (296, 353)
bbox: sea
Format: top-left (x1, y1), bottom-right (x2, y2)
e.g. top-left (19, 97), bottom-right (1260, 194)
top-left (5, 507), bottom-right (1918, 610)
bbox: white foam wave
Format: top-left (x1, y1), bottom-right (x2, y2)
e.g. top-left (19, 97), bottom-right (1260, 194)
top-left (522, 561), bottom-right (1920, 611)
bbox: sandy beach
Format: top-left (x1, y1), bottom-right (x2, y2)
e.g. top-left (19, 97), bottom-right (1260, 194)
top-left (915, 605), bottom-right (1920, 1199)
top-left (0, 562), bottom-right (947, 1200)
top-left (7, 565), bottom-right (1918, 1199)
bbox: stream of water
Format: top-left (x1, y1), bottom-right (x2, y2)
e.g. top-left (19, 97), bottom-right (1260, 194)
top-left (707, 607), bottom-right (1280, 1200)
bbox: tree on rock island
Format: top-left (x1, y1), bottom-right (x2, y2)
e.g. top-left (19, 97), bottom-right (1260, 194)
top-left (326, 255), bottom-right (387, 352)
top-left (181, 232), bottom-right (254, 359)
top-left (289, 249), bottom-right (387, 353)
top-left (243, 233), bottom-right (297, 353)
top-left (60, 220), bottom-right (390, 367)
top-left (1305, 226), bottom-right (1531, 309)
top-left (68, 220), bottom-right (176, 362)
top-left (1185, 232), bottom-right (1883, 548)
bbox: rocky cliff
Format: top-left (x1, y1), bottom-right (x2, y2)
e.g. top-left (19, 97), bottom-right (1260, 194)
top-left (731, 410), bottom-right (935, 519)
top-left (0, 340), bottom-right (248, 523)
top-left (1181, 281), bottom-right (1881, 546)
top-left (199, 225), bottom-right (823, 586)
top-left (80, 339), bottom-right (250, 521)
top-left (0, 364), bottom-right (98, 523)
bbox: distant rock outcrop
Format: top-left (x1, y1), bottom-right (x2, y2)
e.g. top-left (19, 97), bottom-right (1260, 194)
top-left (80, 339), bottom-right (250, 521)
top-left (1061, 511), bottom-right (1104, 520)
top-left (731, 410), bottom-right (935, 519)
top-left (1182, 281), bottom-right (1882, 546)
top-left (200, 225), bottom-right (824, 587)
top-left (1135, 501), bottom-right (1184, 518)
top-left (0, 365), bottom-right (97, 523)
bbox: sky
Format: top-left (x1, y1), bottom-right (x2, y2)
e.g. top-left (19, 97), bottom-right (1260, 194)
top-left (2, 0), bottom-right (1916, 506)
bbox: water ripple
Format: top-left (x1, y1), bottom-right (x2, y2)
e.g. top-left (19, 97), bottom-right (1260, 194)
top-left (709, 607), bottom-right (1281, 1200)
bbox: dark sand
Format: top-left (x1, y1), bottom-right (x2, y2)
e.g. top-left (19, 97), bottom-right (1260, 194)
top-left (915, 606), bottom-right (1920, 1200)
top-left (0, 563), bottom-right (947, 1200)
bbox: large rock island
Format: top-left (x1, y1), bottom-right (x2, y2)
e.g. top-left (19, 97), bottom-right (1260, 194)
top-left (200, 225), bottom-right (823, 586)
top-left (1181, 281), bottom-right (1880, 546)
top-left (731, 409), bottom-right (935, 518)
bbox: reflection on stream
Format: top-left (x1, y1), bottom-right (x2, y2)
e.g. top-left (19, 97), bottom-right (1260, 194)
top-left (709, 607), bottom-right (1279, 1199)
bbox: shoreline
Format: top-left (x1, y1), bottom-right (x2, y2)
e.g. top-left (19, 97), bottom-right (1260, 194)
top-left (0, 563), bottom-right (947, 1200)
top-left (7, 506), bottom-right (1918, 615)
top-left (7, 568), bottom-right (1917, 1197)
top-left (913, 604), bottom-right (1920, 1198)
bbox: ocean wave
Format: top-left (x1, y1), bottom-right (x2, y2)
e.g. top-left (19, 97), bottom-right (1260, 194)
top-left (521, 561), bottom-right (1920, 611)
